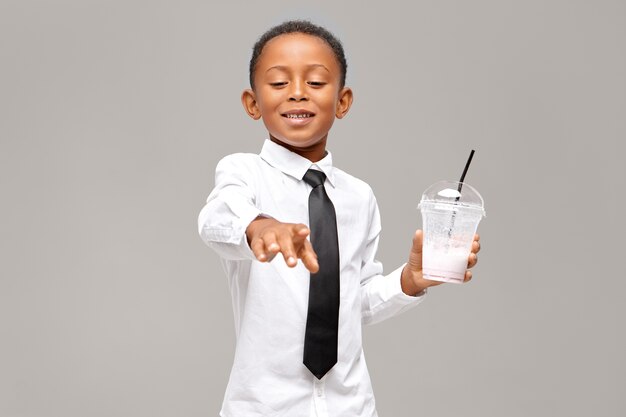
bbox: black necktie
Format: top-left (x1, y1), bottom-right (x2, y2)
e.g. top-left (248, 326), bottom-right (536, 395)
top-left (302, 169), bottom-right (340, 380)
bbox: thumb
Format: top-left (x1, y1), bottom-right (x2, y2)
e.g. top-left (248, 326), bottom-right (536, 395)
top-left (407, 229), bottom-right (423, 272)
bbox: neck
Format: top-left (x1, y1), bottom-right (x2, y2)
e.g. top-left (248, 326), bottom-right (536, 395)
top-left (270, 136), bottom-right (328, 162)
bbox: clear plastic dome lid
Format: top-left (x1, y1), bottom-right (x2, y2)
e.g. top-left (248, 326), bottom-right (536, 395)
top-left (419, 180), bottom-right (485, 215)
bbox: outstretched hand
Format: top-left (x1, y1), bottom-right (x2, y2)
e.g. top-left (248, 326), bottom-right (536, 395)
top-left (401, 230), bottom-right (481, 296)
top-left (246, 217), bottom-right (319, 273)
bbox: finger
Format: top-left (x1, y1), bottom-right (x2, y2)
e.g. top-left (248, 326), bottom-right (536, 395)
top-left (250, 237), bottom-right (268, 262)
top-left (293, 223), bottom-right (310, 238)
top-left (463, 270), bottom-right (473, 283)
top-left (262, 232), bottom-right (281, 258)
top-left (278, 234), bottom-right (298, 268)
top-left (299, 239), bottom-right (319, 273)
top-left (407, 230), bottom-right (424, 271)
top-left (471, 239), bottom-right (481, 255)
top-left (291, 224), bottom-right (310, 246)
top-left (292, 224), bottom-right (315, 270)
top-left (474, 233), bottom-right (480, 242)
top-left (467, 253), bottom-right (478, 269)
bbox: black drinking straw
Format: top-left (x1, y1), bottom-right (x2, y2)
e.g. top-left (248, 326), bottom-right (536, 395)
top-left (447, 149), bottom-right (476, 239)
top-left (456, 149), bottom-right (475, 197)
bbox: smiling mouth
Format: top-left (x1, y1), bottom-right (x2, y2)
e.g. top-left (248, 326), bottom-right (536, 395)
top-left (281, 111), bottom-right (315, 119)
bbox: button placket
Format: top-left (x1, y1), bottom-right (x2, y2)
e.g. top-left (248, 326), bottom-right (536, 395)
top-left (314, 378), bottom-right (326, 397)
top-left (312, 378), bottom-right (329, 417)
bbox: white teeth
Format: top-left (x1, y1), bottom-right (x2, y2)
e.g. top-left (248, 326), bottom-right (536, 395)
top-left (285, 114), bottom-right (312, 118)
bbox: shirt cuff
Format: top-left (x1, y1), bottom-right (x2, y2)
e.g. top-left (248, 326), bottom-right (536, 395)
top-left (200, 204), bottom-right (263, 261)
top-left (361, 263), bottom-right (427, 325)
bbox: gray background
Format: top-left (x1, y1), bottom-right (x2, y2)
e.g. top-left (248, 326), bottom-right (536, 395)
top-left (1, 0), bottom-right (624, 416)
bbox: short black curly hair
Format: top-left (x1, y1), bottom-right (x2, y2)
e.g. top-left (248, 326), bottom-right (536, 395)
top-left (248, 20), bottom-right (347, 90)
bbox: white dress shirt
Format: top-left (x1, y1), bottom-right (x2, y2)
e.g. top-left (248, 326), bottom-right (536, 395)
top-left (198, 139), bottom-right (427, 417)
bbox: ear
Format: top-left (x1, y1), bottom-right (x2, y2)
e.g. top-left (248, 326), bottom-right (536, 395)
top-left (335, 87), bottom-right (353, 119)
top-left (241, 89), bottom-right (261, 120)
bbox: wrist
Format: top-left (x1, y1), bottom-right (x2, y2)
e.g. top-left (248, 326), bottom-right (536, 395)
top-left (400, 265), bottom-right (428, 296)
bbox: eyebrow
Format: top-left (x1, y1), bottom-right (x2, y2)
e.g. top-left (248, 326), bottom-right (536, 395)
top-left (265, 64), bottom-right (330, 73)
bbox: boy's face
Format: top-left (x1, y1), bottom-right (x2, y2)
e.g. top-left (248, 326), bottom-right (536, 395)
top-left (242, 33), bottom-right (353, 162)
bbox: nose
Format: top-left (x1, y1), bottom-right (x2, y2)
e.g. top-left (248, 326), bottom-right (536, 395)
top-left (288, 80), bottom-right (308, 102)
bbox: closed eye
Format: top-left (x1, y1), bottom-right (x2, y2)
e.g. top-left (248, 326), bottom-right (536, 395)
top-left (269, 82), bottom-right (288, 87)
top-left (308, 81), bottom-right (326, 87)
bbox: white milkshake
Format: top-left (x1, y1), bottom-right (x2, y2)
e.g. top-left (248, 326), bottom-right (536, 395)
top-left (422, 246), bottom-right (469, 283)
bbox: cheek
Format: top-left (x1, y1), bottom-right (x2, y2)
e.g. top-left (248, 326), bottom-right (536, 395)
top-left (257, 89), bottom-right (284, 109)
top-left (316, 92), bottom-right (340, 111)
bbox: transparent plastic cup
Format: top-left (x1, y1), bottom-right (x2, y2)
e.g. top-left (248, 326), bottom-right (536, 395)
top-left (418, 180), bottom-right (486, 284)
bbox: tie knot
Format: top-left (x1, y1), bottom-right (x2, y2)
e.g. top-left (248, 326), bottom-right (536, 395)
top-left (303, 169), bottom-right (326, 188)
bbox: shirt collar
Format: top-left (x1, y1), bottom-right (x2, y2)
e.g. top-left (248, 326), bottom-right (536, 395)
top-left (260, 139), bottom-right (336, 187)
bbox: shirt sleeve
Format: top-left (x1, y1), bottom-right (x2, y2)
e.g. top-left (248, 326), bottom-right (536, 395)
top-left (360, 190), bottom-right (427, 326)
top-left (197, 154), bottom-right (263, 260)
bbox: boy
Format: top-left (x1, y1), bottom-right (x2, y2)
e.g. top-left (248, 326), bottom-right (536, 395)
top-left (198, 20), bottom-right (480, 417)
